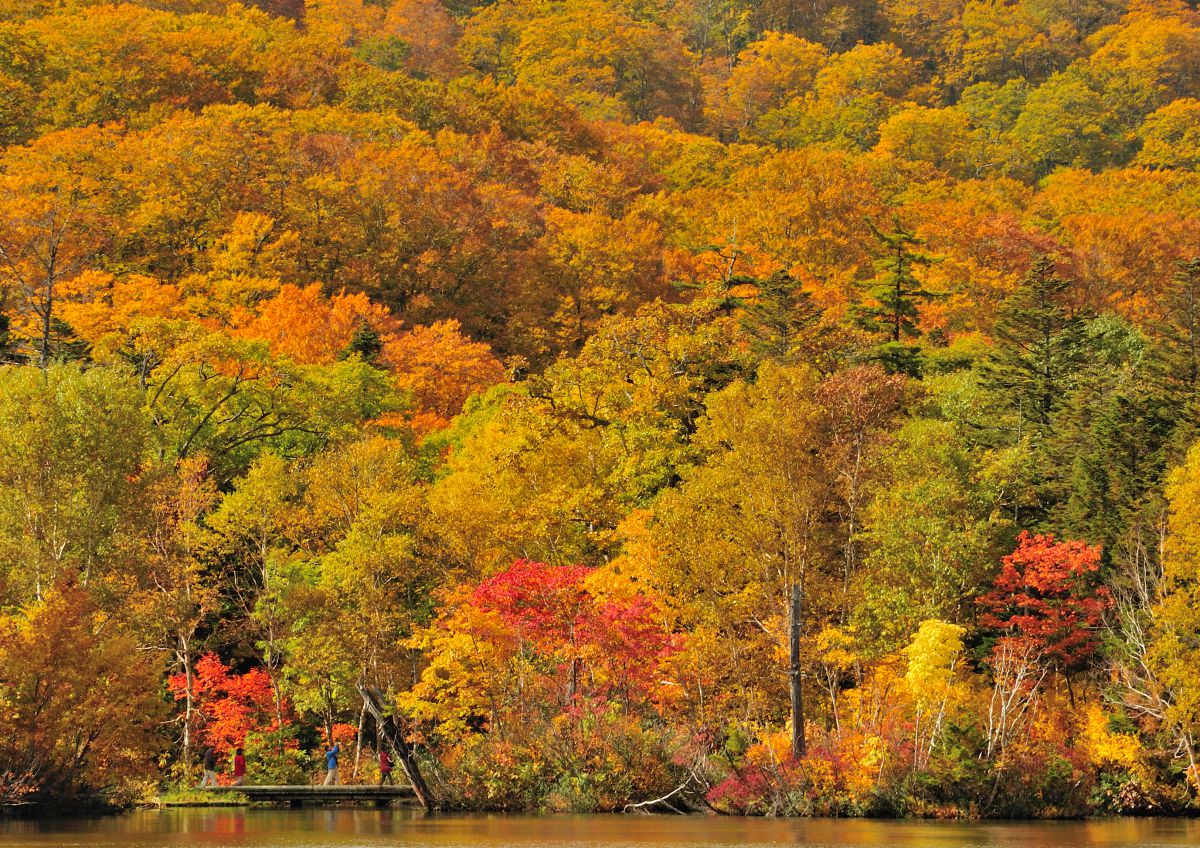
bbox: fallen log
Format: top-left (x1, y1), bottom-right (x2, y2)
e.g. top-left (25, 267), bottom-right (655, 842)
top-left (623, 776), bottom-right (694, 815)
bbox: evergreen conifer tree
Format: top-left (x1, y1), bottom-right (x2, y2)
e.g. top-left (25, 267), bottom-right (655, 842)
top-left (986, 255), bottom-right (1088, 430)
top-left (341, 323), bottom-right (384, 364)
top-left (739, 270), bottom-right (821, 363)
top-left (853, 219), bottom-right (939, 376)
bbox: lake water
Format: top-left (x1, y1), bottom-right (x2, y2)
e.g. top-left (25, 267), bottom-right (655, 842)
top-left (0, 810), bottom-right (1197, 848)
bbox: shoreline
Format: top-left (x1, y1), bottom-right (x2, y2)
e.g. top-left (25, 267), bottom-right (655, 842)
top-left (6, 798), bottom-right (1199, 822)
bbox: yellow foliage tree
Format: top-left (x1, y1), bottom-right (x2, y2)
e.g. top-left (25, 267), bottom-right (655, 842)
top-left (904, 619), bottom-right (966, 768)
top-left (1149, 441), bottom-right (1200, 793)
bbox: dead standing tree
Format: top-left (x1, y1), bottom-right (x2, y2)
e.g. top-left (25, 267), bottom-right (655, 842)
top-left (789, 582), bottom-right (806, 758)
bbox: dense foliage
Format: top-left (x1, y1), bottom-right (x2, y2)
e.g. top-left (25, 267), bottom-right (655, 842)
top-left (2, 0), bottom-right (1200, 817)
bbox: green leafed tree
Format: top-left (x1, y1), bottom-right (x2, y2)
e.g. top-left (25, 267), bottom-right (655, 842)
top-left (853, 417), bottom-right (1006, 649)
top-left (0, 364), bottom-right (148, 606)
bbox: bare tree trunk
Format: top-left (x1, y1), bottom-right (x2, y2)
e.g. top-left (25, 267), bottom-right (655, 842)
top-left (1181, 731), bottom-right (1200, 798)
top-left (789, 583), bottom-right (806, 759)
top-left (358, 684), bottom-right (435, 811)
top-left (840, 445), bottom-right (862, 621)
top-left (39, 269), bottom-right (53, 368)
top-left (352, 699), bottom-right (367, 779)
top-left (266, 668), bottom-right (286, 757)
top-left (178, 635), bottom-right (196, 766)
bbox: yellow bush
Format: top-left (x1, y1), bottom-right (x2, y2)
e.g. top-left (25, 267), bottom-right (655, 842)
top-left (1084, 704), bottom-right (1142, 770)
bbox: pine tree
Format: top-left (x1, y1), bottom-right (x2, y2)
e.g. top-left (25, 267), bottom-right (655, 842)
top-left (853, 219), bottom-right (939, 376)
top-left (1133, 257), bottom-right (1200, 477)
top-left (738, 270), bottom-right (821, 363)
top-left (1051, 323), bottom-right (1175, 559)
top-left (986, 255), bottom-right (1088, 430)
top-left (1166, 255), bottom-right (1200, 388)
top-left (1158, 257), bottom-right (1200, 399)
top-left (341, 323), bottom-right (384, 364)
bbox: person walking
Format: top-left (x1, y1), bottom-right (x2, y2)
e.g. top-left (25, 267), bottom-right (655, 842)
top-left (322, 742), bottom-right (341, 786)
top-left (198, 747), bottom-right (218, 788)
top-left (232, 747), bottom-right (246, 786)
top-left (378, 748), bottom-right (394, 786)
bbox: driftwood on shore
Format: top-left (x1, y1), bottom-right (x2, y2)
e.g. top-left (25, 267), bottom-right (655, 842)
top-left (623, 778), bottom-right (695, 815)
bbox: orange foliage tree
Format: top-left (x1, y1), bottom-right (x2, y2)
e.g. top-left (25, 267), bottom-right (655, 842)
top-left (384, 319), bottom-right (505, 432)
top-left (234, 283), bottom-right (398, 365)
top-left (0, 581), bottom-right (163, 805)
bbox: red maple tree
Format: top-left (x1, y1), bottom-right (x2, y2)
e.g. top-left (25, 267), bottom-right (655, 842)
top-left (472, 559), bottom-right (592, 650)
top-left (978, 531), bottom-right (1111, 673)
top-left (471, 559), bottom-right (678, 702)
top-left (168, 653), bottom-right (285, 755)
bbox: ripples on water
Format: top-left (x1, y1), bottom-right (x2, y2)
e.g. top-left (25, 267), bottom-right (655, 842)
top-left (1, 810), bottom-right (1198, 848)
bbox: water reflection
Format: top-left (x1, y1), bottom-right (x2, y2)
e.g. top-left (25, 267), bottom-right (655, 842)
top-left (1, 810), bottom-right (1197, 848)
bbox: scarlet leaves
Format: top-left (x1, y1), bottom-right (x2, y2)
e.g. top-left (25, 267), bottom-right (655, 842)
top-left (978, 531), bottom-right (1111, 672)
top-left (473, 560), bottom-right (592, 649)
top-left (168, 653), bottom-right (285, 755)
top-left (471, 559), bottom-right (678, 699)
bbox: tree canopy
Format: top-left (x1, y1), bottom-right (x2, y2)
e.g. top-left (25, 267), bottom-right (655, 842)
top-left (3, 0), bottom-right (1200, 818)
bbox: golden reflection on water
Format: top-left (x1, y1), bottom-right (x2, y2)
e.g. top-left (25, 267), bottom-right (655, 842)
top-left (1, 810), bottom-right (1198, 848)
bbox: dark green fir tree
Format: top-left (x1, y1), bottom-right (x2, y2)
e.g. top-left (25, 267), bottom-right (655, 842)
top-left (852, 218), bottom-right (939, 376)
top-left (738, 270), bottom-right (822, 363)
top-left (986, 254), bottom-right (1089, 431)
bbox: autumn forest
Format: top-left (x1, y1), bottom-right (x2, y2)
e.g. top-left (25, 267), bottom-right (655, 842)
top-left (2, 0), bottom-right (1200, 818)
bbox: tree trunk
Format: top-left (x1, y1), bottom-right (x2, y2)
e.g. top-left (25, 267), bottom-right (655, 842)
top-left (178, 636), bottom-right (195, 766)
top-left (358, 684), bottom-right (435, 811)
top-left (39, 268), bottom-right (54, 369)
top-left (352, 699), bottom-right (367, 779)
top-left (266, 668), bottom-right (286, 758)
top-left (789, 582), bottom-right (806, 759)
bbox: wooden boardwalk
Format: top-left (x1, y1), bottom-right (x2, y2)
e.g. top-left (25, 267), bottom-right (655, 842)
top-left (209, 784), bottom-right (417, 806)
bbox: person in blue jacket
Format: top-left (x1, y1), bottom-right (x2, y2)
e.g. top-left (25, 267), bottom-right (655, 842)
top-left (322, 742), bottom-right (341, 786)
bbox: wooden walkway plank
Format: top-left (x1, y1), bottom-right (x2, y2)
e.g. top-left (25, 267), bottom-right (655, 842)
top-left (207, 785), bottom-right (417, 806)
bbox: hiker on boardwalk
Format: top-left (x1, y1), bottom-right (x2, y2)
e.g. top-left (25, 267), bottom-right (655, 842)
top-left (232, 747), bottom-right (246, 786)
top-left (198, 747), bottom-right (218, 788)
top-left (322, 742), bottom-right (341, 785)
top-left (378, 748), bottom-right (394, 786)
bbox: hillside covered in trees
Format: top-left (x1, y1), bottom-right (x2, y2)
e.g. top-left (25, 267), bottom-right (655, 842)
top-left (3, 0), bottom-right (1200, 817)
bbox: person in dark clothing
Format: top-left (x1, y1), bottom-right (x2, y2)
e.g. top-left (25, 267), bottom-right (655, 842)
top-left (199, 747), bottom-right (218, 788)
top-left (378, 748), bottom-right (394, 786)
top-left (232, 747), bottom-right (246, 786)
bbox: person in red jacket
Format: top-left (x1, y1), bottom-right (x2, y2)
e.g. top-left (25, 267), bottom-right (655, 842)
top-left (232, 747), bottom-right (246, 786)
top-left (378, 748), bottom-right (394, 786)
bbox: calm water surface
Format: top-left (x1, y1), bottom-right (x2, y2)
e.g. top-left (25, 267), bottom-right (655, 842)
top-left (1, 810), bottom-right (1197, 848)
